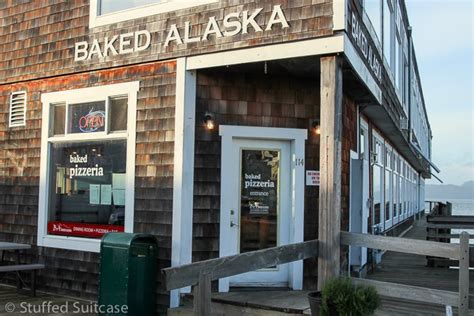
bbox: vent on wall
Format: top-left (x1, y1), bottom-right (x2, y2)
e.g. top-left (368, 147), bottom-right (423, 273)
top-left (9, 91), bottom-right (27, 127)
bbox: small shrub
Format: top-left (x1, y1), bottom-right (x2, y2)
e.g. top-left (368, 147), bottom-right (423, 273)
top-left (352, 284), bottom-right (380, 316)
top-left (320, 277), bottom-right (353, 316)
top-left (319, 277), bottom-right (380, 316)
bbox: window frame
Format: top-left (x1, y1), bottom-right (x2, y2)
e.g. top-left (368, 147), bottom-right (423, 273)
top-left (38, 82), bottom-right (139, 252)
top-left (372, 131), bottom-right (385, 229)
top-left (383, 144), bottom-right (393, 230)
top-left (89, 0), bottom-right (219, 28)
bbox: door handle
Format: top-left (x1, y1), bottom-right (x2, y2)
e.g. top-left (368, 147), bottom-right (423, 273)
top-left (230, 221), bottom-right (239, 228)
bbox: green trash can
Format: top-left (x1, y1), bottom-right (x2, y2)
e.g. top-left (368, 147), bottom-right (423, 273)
top-left (98, 233), bottom-right (157, 316)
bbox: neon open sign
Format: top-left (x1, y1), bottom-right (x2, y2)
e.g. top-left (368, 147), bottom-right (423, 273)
top-left (79, 110), bottom-right (105, 133)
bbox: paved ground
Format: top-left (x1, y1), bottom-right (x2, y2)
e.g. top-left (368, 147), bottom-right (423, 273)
top-left (0, 285), bottom-right (95, 316)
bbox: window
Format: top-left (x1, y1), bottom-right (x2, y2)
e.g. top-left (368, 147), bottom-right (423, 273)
top-left (90, 0), bottom-right (218, 28)
top-left (9, 91), bottom-right (27, 127)
top-left (372, 134), bottom-right (384, 229)
top-left (364, 0), bottom-right (382, 41)
top-left (99, 0), bottom-right (160, 15)
top-left (394, 34), bottom-right (401, 90)
top-left (383, 0), bottom-right (393, 68)
top-left (384, 146), bottom-right (392, 228)
top-left (38, 82), bottom-right (139, 252)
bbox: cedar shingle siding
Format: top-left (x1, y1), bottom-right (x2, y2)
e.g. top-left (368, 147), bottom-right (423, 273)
top-left (0, 61), bottom-right (176, 310)
top-left (0, 0), bottom-right (334, 83)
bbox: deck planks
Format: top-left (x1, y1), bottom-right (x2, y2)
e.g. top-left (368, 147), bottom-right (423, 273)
top-left (367, 216), bottom-right (474, 310)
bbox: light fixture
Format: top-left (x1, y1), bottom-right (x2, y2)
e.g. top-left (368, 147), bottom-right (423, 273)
top-left (311, 120), bottom-right (321, 135)
top-left (203, 113), bottom-right (215, 130)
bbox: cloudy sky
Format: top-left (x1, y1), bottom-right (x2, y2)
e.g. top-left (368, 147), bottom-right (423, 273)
top-left (405, 0), bottom-right (473, 185)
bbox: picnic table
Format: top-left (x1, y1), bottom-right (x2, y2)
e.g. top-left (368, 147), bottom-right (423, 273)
top-left (0, 242), bottom-right (44, 296)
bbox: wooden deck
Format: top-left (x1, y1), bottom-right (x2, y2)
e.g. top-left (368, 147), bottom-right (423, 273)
top-left (367, 217), bottom-right (473, 294)
top-left (0, 285), bottom-right (94, 316)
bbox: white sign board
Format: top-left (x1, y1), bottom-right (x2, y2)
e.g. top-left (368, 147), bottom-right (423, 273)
top-left (306, 170), bottom-right (320, 186)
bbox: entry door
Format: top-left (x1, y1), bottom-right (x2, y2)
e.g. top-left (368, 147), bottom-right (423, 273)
top-left (221, 138), bottom-right (291, 287)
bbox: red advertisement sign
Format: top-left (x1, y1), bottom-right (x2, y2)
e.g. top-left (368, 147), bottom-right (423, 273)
top-left (48, 221), bottom-right (124, 238)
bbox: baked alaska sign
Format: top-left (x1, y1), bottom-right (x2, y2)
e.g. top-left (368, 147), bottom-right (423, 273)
top-left (75, 5), bottom-right (289, 62)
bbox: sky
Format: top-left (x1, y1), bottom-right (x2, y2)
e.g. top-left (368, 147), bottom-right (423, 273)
top-left (405, 0), bottom-right (474, 186)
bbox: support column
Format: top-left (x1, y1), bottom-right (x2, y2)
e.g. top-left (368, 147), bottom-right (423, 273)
top-left (318, 55), bottom-right (343, 290)
top-left (171, 57), bottom-right (197, 307)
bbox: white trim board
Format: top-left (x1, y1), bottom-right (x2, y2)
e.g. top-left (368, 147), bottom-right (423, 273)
top-left (170, 58), bottom-right (196, 308)
top-left (186, 35), bottom-right (345, 70)
top-left (38, 81), bottom-right (139, 253)
top-left (333, 0), bottom-right (346, 31)
top-left (218, 125), bottom-right (307, 292)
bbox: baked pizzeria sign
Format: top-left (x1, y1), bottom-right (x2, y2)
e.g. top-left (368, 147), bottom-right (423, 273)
top-left (75, 5), bottom-right (289, 61)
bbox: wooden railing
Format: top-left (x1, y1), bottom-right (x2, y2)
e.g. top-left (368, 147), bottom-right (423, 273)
top-left (425, 201), bottom-right (474, 268)
top-left (341, 231), bottom-right (472, 315)
top-left (162, 231), bottom-right (472, 316)
top-left (161, 240), bottom-right (318, 315)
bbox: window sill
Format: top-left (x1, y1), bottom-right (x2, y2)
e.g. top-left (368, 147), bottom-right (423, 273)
top-left (38, 235), bottom-right (102, 253)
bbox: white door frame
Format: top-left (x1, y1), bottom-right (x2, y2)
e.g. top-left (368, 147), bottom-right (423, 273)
top-left (218, 125), bottom-right (307, 292)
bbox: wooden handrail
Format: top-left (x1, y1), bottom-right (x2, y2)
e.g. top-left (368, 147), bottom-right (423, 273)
top-left (340, 231), bottom-right (460, 259)
top-left (426, 216), bottom-right (474, 224)
top-left (164, 230), bottom-right (471, 315)
top-left (162, 239), bottom-right (318, 291)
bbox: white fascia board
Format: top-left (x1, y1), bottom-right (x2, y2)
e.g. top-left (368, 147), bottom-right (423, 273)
top-left (187, 36), bottom-right (345, 70)
top-left (343, 34), bottom-right (382, 104)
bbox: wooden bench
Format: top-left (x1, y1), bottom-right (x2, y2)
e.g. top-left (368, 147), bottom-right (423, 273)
top-left (0, 264), bottom-right (45, 296)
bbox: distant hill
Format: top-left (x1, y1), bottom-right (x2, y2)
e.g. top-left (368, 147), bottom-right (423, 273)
top-left (425, 181), bottom-right (474, 200)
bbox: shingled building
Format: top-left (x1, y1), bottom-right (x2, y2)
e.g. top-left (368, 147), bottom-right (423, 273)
top-left (0, 0), bottom-right (433, 312)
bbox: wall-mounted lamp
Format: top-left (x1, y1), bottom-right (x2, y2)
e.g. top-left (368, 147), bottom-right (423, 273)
top-left (203, 113), bottom-right (215, 130)
top-left (311, 120), bottom-right (321, 135)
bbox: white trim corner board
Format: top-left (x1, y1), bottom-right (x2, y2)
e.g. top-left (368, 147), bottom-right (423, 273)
top-left (170, 58), bottom-right (197, 308)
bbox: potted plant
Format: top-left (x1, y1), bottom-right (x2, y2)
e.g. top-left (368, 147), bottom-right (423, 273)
top-left (307, 277), bottom-right (380, 316)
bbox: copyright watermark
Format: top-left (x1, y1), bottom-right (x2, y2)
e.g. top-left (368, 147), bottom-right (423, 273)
top-left (3, 301), bottom-right (128, 314)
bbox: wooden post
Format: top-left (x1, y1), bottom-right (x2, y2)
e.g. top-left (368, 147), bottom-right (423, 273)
top-left (318, 55), bottom-right (343, 291)
top-left (458, 232), bottom-right (469, 316)
top-left (193, 272), bottom-right (211, 316)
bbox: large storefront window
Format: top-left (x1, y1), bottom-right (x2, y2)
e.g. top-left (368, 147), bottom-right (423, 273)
top-left (39, 82), bottom-right (138, 252)
top-left (48, 140), bottom-right (126, 238)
